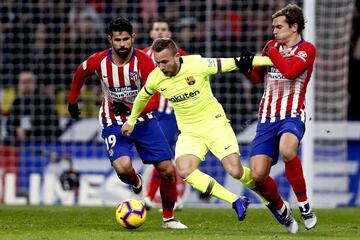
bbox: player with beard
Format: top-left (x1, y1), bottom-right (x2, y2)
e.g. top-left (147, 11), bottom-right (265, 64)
top-left (67, 17), bottom-right (187, 229)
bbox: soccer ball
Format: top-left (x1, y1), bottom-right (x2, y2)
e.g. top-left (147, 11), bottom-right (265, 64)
top-left (115, 199), bottom-right (147, 229)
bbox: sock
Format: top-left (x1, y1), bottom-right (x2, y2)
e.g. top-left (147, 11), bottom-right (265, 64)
top-left (240, 166), bottom-right (269, 205)
top-left (185, 169), bottom-right (238, 204)
top-left (298, 200), bottom-right (311, 214)
top-left (254, 176), bottom-right (284, 210)
top-left (147, 167), bottom-right (161, 200)
top-left (159, 174), bottom-right (177, 219)
top-left (117, 168), bottom-right (140, 187)
top-left (285, 155), bottom-right (308, 202)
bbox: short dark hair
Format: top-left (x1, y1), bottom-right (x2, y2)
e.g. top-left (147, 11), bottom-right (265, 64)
top-left (151, 38), bottom-right (178, 55)
top-left (106, 17), bottom-right (133, 36)
top-left (272, 4), bottom-right (305, 33)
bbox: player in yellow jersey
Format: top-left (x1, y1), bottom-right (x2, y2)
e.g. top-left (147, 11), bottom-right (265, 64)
top-left (122, 38), bottom-right (273, 221)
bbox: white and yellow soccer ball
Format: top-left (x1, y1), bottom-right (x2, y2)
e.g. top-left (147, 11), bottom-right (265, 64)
top-left (115, 199), bottom-right (147, 229)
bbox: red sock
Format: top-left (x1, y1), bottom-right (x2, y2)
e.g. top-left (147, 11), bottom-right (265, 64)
top-left (160, 175), bottom-right (177, 219)
top-left (117, 168), bottom-right (139, 186)
top-left (285, 155), bottom-right (308, 202)
top-left (147, 168), bottom-right (161, 200)
top-left (255, 176), bottom-right (284, 210)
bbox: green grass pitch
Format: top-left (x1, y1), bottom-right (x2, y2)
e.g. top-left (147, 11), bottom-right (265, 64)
top-left (1, 205), bottom-right (359, 240)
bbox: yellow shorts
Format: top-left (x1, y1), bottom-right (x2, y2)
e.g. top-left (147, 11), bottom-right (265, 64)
top-left (175, 122), bottom-right (239, 161)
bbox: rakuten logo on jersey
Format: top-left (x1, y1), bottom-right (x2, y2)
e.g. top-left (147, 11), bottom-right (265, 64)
top-left (169, 90), bottom-right (200, 103)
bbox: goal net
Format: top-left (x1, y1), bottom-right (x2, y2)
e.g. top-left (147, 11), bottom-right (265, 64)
top-left (0, 0), bottom-right (358, 207)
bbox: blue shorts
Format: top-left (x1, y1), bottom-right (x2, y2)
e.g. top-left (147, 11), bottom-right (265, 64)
top-left (101, 118), bottom-right (173, 164)
top-left (250, 117), bottom-right (305, 164)
top-left (153, 111), bottom-right (179, 151)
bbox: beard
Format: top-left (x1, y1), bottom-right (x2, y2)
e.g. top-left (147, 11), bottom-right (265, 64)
top-left (114, 47), bottom-right (131, 58)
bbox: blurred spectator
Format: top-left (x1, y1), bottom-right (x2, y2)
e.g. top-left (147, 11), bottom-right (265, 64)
top-left (0, 1), bottom-right (34, 86)
top-left (104, 1), bottom-right (146, 45)
top-left (211, 1), bottom-right (243, 57)
top-left (6, 70), bottom-right (61, 144)
top-left (140, 0), bottom-right (158, 30)
top-left (177, 24), bottom-right (198, 54)
top-left (58, 1), bottom-right (106, 86)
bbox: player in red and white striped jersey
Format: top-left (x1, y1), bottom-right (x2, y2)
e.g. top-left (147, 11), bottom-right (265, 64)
top-left (143, 19), bottom-right (187, 115)
top-left (67, 17), bottom-right (187, 229)
top-left (240, 4), bottom-right (317, 234)
top-left (247, 39), bottom-right (314, 124)
top-left (142, 19), bottom-right (188, 210)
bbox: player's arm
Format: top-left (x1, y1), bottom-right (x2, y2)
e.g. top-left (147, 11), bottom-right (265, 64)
top-left (121, 86), bottom-right (154, 136)
top-left (267, 45), bottom-right (315, 79)
top-left (67, 54), bottom-right (97, 119)
top-left (233, 48), bottom-right (273, 83)
top-left (201, 54), bottom-right (273, 76)
top-left (233, 51), bottom-right (273, 75)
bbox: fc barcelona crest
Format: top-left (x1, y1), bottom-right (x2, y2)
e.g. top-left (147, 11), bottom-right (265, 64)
top-left (185, 76), bottom-right (195, 85)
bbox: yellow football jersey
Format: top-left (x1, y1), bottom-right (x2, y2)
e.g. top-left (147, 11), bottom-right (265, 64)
top-left (129, 55), bottom-right (237, 133)
top-left (128, 55), bottom-right (272, 133)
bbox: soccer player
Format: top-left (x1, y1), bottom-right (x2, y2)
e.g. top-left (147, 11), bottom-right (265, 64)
top-left (67, 17), bottom-right (187, 229)
top-left (121, 38), bottom-right (274, 222)
top-left (237, 4), bottom-right (317, 234)
top-left (143, 19), bottom-right (187, 210)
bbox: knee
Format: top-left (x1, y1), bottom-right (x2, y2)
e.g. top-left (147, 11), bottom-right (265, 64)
top-left (176, 161), bottom-right (195, 179)
top-left (175, 155), bottom-right (200, 179)
top-left (112, 157), bottom-right (132, 176)
top-left (176, 166), bottom-right (192, 179)
top-left (280, 148), bottom-right (297, 162)
top-left (227, 167), bottom-right (243, 179)
top-left (156, 162), bottom-right (175, 181)
top-left (251, 169), bottom-right (268, 185)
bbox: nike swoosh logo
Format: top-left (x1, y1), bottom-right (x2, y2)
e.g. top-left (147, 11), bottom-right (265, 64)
top-left (224, 145), bottom-right (231, 150)
top-left (160, 88), bottom-right (167, 91)
top-left (103, 75), bottom-right (108, 78)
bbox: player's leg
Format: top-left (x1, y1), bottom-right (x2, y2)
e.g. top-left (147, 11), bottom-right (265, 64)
top-left (146, 111), bottom-right (180, 209)
top-left (153, 160), bottom-right (186, 229)
top-left (101, 125), bottom-right (143, 202)
top-left (175, 132), bottom-right (248, 221)
top-left (249, 121), bottom-right (298, 233)
top-left (251, 154), bottom-right (298, 234)
top-left (279, 120), bottom-right (317, 230)
top-left (134, 118), bottom-right (186, 229)
top-left (145, 167), bottom-right (161, 208)
top-left (152, 160), bottom-right (177, 219)
top-left (177, 154), bottom-right (248, 221)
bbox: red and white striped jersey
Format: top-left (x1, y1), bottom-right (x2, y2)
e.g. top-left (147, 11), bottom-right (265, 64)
top-left (143, 46), bottom-right (187, 114)
top-left (247, 39), bottom-right (316, 123)
top-left (68, 48), bottom-right (159, 127)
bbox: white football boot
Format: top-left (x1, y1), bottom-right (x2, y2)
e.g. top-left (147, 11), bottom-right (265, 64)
top-left (280, 201), bottom-right (299, 234)
top-left (299, 202), bottom-right (317, 230)
top-left (162, 218), bottom-right (188, 229)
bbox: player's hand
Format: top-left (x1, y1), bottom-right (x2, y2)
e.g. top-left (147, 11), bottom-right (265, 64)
top-left (68, 103), bottom-right (80, 119)
top-left (234, 50), bottom-right (255, 75)
top-left (112, 101), bottom-right (131, 116)
top-left (121, 121), bottom-right (134, 136)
